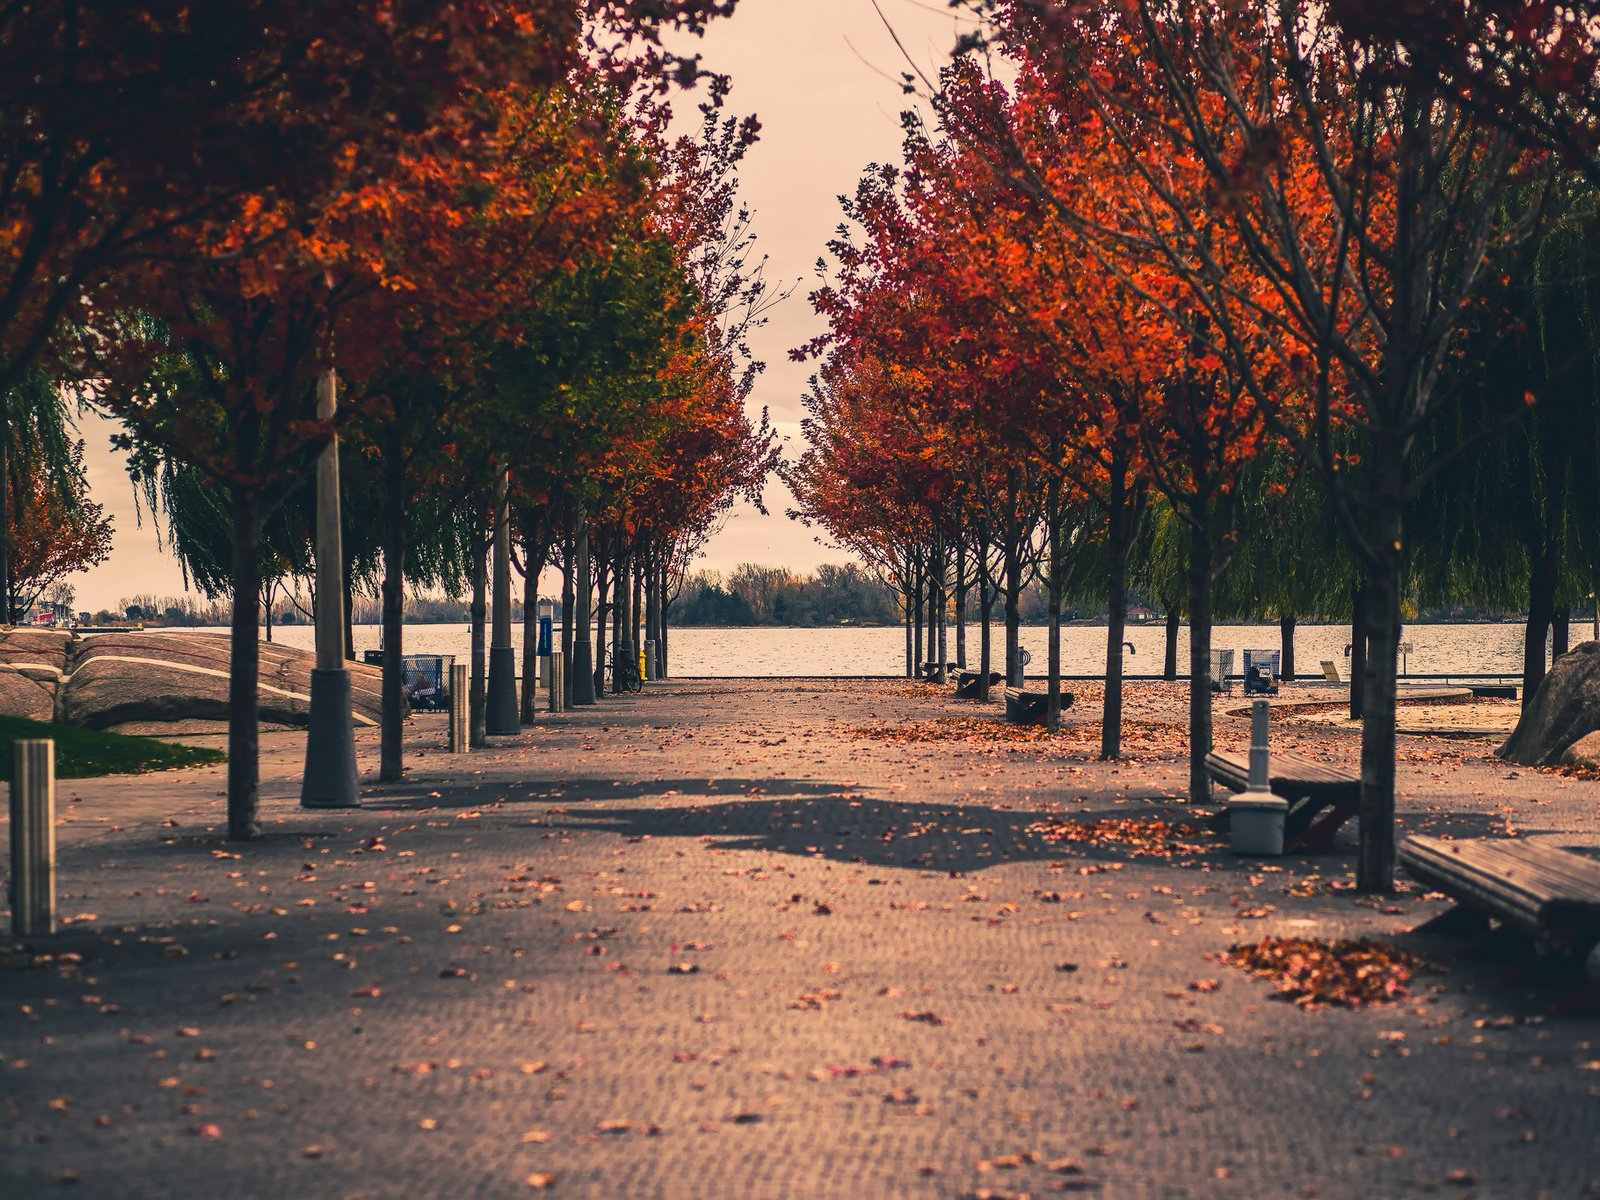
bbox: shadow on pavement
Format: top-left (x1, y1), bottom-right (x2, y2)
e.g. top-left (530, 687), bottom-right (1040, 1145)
top-left (547, 792), bottom-right (1234, 874)
top-left (362, 776), bottom-right (854, 810)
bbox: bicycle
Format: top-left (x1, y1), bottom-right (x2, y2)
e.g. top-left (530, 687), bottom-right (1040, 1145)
top-left (606, 648), bottom-right (643, 694)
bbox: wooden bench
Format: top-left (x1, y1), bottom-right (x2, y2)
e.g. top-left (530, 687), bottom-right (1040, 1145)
top-left (1320, 659), bottom-right (1341, 683)
top-left (918, 660), bottom-right (959, 682)
top-left (1400, 836), bottom-right (1600, 965)
top-left (1204, 749), bottom-right (1359, 852)
top-left (955, 670), bottom-right (1004, 699)
top-left (1004, 687), bottom-right (1073, 725)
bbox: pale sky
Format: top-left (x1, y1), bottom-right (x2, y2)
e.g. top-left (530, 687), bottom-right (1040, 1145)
top-left (71, 0), bottom-right (975, 612)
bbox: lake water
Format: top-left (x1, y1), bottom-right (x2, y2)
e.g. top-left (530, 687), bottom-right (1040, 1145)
top-left (204, 621), bottom-right (1546, 679)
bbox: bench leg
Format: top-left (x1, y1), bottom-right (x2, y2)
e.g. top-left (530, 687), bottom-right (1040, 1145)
top-left (1287, 801), bottom-right (1357, 854)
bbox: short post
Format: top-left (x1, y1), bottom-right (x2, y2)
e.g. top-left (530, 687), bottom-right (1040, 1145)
top-left (448, 663), bottom-right (468, 753)
top-left (644, 638), bottom-right (656, 682)
top-left (1229, 699), bottom-right (1286, 855)
top-left (547, 650), bottom-right (564, 714)
top-left (10, 739), bottom-right (56, 936)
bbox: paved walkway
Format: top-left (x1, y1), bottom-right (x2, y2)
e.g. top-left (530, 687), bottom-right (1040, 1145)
top-left (3, 680), bottom-right (1598, 1199)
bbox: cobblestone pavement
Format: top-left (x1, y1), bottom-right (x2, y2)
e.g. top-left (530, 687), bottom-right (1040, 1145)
top-left (3, 679), bottom-right (1599, 1200)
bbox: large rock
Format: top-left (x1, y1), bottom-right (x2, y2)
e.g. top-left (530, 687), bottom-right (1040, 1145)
top-left (1559, 730), bottom-right (1600, 770)
top-left (0, 628), bottom-right (70, 721)
top-left (1498, 641), bottom-right (1600, 766)
top-left (60, 631), bottom-right (381, 731)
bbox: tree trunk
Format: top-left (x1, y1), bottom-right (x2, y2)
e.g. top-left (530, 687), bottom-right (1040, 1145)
top-left (1350, 583), bottom-right (1368, 721)
top-left (593, 554), bottom-right (610, 700)
top-left (1103, 567), bottom-right (1129, 760)
top-left (1163, 608), bottom-right (1179, 681)
top-left (0, 433), bottom-right (11, 624)
top-left (469, 535), bottom-right (487, 748)
top-left (954, 540), bottom-right (968, 668)
top-left (1280, 615), bottom-right (1297, 682)
top-left (343, 563), bottom-right (355, 661)
top-left (657, 561), bottom-right (671, 679)
top-left (925, 549), bottom-right (938, 670)
top-left (1553, 605), bottom-right (1571, 662)
top-left (1004, 542), bottom-right (1023, 687)
top-left (379, 431), bottom-right (406, 782)
top-left (226, 488), bottom-right (265, 841)
top-left (632, 560), bottom-right (643, 666)
top-left (1186, 521), bottom-right (1214, 805)
top-left (979, 560), bottom-right (994, 701)
top-left (612, 545), bottom-right (632, 693)
top-left (903, 584), bottom-right (914, 678)
top-left (1524, 544), bottom-right (1559, 704)
top-left (643, 548), bottom-right (661, 681)
top-left (571, 518), bottom-right (596, 705)
top-left (561, 532), bottom-right (577, 708)
top-left (1356, 449), bottom-right (1406, 894)
top-left (1102, 472), bottom-right (1138, 762)
top-left (911, 557), bottom-right (924, 676)
top-left (1046, 480), bottom-right (1065, 733)
top-left (630, 563), bottom-right (643, 652)
top-left (934, 539), bottom-right (948, 684)
top-left (262, 581), bottom-right (274, 643)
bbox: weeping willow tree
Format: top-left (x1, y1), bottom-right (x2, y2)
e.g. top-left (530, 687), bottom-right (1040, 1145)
top-left (1216, 452), bottom-right (1352, 684)
top-left (1410, 186), bottom-right (1600, 703)
top-left (127, 450), bottom-right (314, 638)
top-left (0, 367), bottom-right (89, 622)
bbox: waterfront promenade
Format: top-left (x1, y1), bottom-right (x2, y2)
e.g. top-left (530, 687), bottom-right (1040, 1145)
top-left (3, 680), bottom-right (1598, 1198)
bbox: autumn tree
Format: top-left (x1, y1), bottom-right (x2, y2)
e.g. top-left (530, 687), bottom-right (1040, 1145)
top-left (0, 2), bottom-right (743, 397)
top-left (959, 0), bottom-right (1557, 888)
top-left (7, 438), bottom-right (112, 617)
top-left (68, 10), bottom-right (744, 840)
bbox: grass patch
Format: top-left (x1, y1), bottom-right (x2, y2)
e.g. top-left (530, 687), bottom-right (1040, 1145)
top-left (0, 716), bottom-right (224, 780)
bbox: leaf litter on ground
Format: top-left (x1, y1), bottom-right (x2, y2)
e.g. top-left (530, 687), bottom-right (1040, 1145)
top-left (1221, 937), bottom-right (1433, 1009)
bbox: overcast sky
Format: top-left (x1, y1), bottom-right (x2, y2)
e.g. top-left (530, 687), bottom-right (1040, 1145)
top-left (70, 0), bottom-right (974, 612)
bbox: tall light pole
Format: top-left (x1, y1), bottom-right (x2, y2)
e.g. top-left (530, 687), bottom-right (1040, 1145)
top-left (485, 464), bottom-right (520, 734)
top-left (301, 367), bottom-right (359, 808)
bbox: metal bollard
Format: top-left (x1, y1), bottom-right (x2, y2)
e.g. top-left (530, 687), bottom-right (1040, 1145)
top-left (1230, 699), bottom-right (1286, 855)
top-left (448, 663), bottom-right (469, 752)
top-left (643, 639), bottom-right (655, 682)
top-left (1248, 700), bottom-right (1271, 791)
top-left (547, 650), bottom-right (564, 713)
top-left (10, 739), bottom-right (56, 936)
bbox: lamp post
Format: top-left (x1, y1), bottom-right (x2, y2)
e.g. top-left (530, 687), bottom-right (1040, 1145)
top-left (485, 464), bottom-right (520, 735)
top-left (301, 367), bottom-right (359, 809)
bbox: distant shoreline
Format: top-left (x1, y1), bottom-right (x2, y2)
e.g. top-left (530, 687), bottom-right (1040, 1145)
top-left (84, 615), bottom-right (1555, 633)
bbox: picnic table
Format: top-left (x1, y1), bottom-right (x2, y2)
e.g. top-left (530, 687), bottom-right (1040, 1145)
top-left (1004, 687), bottom-right (1073, 726)
top-left (955, 670), bottom-right (1004, 699)
top-left (1205, 749), bottom-right (1359, 852)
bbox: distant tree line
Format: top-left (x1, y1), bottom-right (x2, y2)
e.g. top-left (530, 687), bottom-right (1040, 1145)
top-left (671, 563), bottom-right (900, 627)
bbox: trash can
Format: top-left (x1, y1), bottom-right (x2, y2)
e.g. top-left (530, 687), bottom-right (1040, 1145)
top-left (362, 650), bottom-right (384, 666)
top-left (1209, 649), bottom-right (1235, 693)
top-left (1243, 650), bottom-right (1280, 696)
